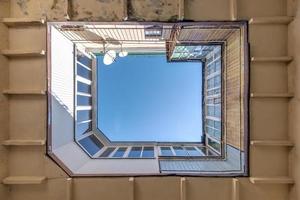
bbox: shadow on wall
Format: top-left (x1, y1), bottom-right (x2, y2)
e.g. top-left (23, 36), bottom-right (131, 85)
top-left (51, 93), bottom-right (74, 150)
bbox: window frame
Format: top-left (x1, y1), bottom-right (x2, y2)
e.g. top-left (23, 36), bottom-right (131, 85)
top-left (202, 44), bottom-right (226, 156)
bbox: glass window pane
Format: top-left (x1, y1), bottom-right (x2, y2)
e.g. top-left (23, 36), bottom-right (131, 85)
top-left (207, 106), bottom-right (214, 116)
top-left (173, 146), bottom-right (188, 156)
top-left (77, 81), bottom-right (91, 93)
top-left (207, 149), bottom-right (218, 156)
top-left (207, 90), bottom-right (214, 96)
top-left (208, 127), bottom-right (214, 135)
top-left (185, 147), bottom-right (201, 156)
top-left (214, 97), bottom-right (221, 104)
top-left (215, 104), bottom-right (221, 117)
top-left (77, 54), bottom-right (92, 68)
top-left (99, 147), bottom-right (115, 157)
top-left (215, 60), bottom-right (221, 71)
top-left (207, 78), bottom-right (214, 89)
top-left (78, 135), bottom-right (103, 156)
top-left (215, 88), bottom-right (221, 95)
top-left (128, 147), bottom-right (142, 158)
top-left (214, 129), bottom-right (221, 139)
top-left (207, 62), bottom-right (215, 75)
top-left (214, 76), bottom-right (221, 86)
top-left (171, 45), bottom-right (215, 60)
top-left (77, 64), bottom-right (92, 80)
top-left (207, 56), bottom-right (213, 63)
top-left (112, 147), bottom-right (127, 158)
top-left (160, 147), bottom-right (173, 156)
top-left (207, 99), bottom-right (213, 104)
top-left (207, 119), bottom-right (214, 126)
top-left (76, 121), bottom-right (91, 137)
top-left (196, 147), bottom-right (206, 156)
top-left (77, 110), bottom-right (91, 122)
top-left (215, 46), bottom-right (221, 55)
top-left (207, 138), bottom-right (221, 152)
top-left (142, 147), bottom-right (154, 158)
top-left (77, 95), bottom-right (92, 106)
top-left (215, 121), bottom-right (221, 130)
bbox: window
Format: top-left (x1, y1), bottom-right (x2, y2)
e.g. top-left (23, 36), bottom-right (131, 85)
top-left (173, 146), bottom-right (188, 156)
top-left (142, 147), bottom-right (155, 158)
top-left (160, 147), bottom-right (174, 156)
top-left (75, 51), bottom-right (93, 138)
top-left (128, 147), bottom-right (142, 158)
top-left (99, 147), bottom-right (115, 157)
top-left (78, 134), bottom-right (104, 156)
top-left (185, 147), bottom-right (201, 156)
top-left (48, 22), bottom-right (249, 176)
top-left (196, 147), bottom-right (206, 156)
top-left (112, 147), bottom-right (127, 158)
top-left (207, 137), bottom-right (221, 153)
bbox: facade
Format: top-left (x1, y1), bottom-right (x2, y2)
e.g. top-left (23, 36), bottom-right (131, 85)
top-left (0, 0), bottom-right (299, 200)
top-left (47, 22), bottom-right (248, 175)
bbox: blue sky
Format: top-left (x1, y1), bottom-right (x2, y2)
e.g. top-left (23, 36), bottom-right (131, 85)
top-left (97, 54), bottom-right (202, 142)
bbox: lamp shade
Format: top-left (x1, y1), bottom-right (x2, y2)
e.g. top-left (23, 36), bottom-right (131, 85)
top-left (103, 50), bottom-right (116, 65)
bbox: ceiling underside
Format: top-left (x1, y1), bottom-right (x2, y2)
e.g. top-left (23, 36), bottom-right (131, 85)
top-left (53, 23), bottom-right (240, 55)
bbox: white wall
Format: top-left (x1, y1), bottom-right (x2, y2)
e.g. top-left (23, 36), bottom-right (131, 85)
top-left (76, 158), bottom-right (159, 175)
top-left (50, 26), bottom-right (75, 149)
top-left (53, 142), bottom-right (90, 172)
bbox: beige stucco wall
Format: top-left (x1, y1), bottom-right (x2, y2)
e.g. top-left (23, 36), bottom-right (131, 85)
top-left (0, 0), bottom-right (297, 199)
top-left (0, 1), bottom-right (9, 199)
top-left (225, 30), bottom-right (244, 150)
top-left (288, 0), bottom-right (300, 200)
